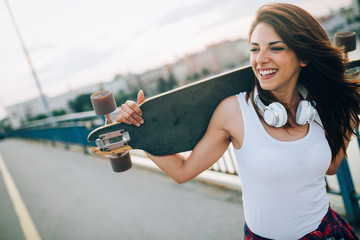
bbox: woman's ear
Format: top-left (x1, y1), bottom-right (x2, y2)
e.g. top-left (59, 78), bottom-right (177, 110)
top-left (300, 60), bottom-right (308, 67)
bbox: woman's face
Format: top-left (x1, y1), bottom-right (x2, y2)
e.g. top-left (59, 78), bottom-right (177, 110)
top-left (250, 22), bottom-right (306, 94)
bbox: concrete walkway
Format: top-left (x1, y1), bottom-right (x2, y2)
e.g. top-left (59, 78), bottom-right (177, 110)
top-left (0, 139), bottom-right (244, 240)
top-left (0, 138), bottom-right (359, 239)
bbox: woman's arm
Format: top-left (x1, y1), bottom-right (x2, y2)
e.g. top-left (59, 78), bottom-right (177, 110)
top-left (326, 120), bottom-right (357, 175)
top-left (115, 90), bottom-right (241, 183)
top-left (145, 103), bottom-right (232, 183)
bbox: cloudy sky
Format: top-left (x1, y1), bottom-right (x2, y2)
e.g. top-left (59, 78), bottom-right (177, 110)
top-left (0, 0), bottom-right (353, 119)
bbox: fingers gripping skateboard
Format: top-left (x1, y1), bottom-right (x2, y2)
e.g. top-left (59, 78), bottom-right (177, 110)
top-left (335, 32), bottom-right (356, 60)
top-left (90, 90), bottom-right (132, 172)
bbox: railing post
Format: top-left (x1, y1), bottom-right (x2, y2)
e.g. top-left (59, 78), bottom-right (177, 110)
top-left (336, 158), bottom-right (360, 226)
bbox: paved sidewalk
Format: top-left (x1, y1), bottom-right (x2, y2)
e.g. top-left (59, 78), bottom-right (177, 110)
top-left (1, 138), bottom-right (359, 238)
top-left (40, 138), bottom-right (360, 236)
top-left (0, 139), bottom-right (245, 240)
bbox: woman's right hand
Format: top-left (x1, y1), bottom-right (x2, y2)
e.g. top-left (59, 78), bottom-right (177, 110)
top-left (115, 90), bottom-right (145, 127)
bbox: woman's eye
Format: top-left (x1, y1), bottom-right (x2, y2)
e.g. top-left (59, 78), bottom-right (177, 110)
top-left (271, 47), bottom-right (284, 51)
top-left (250, 48), bottom-right (259, 52)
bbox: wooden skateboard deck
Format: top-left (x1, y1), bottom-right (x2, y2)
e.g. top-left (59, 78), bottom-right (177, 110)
top-left (88, 60), bottom-right (360, 156)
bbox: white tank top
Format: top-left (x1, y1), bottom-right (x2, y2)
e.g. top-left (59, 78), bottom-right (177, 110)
top-left (234, 92), bottom-right (331, 239)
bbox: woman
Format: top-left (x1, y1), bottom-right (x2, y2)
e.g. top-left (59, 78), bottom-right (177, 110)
top-left (116, 3), bottom-right (360, 239)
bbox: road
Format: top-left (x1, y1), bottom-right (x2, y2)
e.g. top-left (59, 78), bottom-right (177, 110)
top-left (0, 139), bottom-right (244, 240)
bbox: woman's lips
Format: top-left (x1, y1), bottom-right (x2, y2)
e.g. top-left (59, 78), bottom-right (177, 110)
top-left (258, 68), bottom-right (278, 79)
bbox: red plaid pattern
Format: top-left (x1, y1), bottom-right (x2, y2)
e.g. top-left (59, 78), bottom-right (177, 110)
top-left (244, 206), bottom-right (359, 240)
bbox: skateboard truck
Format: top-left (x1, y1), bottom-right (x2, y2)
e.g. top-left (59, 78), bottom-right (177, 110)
top-left (96, 130), bottom-right (130, 151)
top-left (90, 90), bottom-right (132, 172)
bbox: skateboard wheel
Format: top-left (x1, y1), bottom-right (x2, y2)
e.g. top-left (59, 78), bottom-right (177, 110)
top-left (91, 90), bottom-right (117, 115)
top-left (109, 152), bottom-right (132, 172)
top-left (334, 32), bottom-right (356, 52)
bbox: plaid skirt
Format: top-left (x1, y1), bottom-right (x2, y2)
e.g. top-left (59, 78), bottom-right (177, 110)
top-left (244, 206), bottom-right (359, 240)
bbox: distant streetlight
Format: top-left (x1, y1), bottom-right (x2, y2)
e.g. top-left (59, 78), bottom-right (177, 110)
top-left (4, 0), bottom-right (56, 126)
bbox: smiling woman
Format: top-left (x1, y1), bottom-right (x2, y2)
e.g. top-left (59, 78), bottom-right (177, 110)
top-left (115, 2), bottom-right (360, 239)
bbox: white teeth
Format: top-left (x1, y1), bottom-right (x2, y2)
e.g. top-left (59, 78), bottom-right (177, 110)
top-left (259, 69), bottom-right (277, 76)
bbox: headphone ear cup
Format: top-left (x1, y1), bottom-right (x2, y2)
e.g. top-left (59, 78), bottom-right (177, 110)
top-left (264, 102), bottom-right (287, 127)
top-left (296, 100), bottom-right (317, 125)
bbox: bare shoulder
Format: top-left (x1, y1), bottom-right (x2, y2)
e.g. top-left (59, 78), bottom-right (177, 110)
top-left (212, 95), bottom-right (242, 120)
top-left (216, 95), bottom-right (240, 114)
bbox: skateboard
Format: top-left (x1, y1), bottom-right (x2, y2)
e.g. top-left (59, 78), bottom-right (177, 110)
top-left (88, 32), bottom-right (359, 172)
top-left (88, 65), bottom-right (254, 172)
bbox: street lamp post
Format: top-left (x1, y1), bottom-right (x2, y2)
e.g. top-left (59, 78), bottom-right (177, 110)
top-left (4, 0), bottom-right (56, 126)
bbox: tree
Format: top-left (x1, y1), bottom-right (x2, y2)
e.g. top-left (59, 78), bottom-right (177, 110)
top-left (52, 109), bottom-right (67, 116)
top-left (168, 74), bottom-right (177, 90)
top-left (157, 77), bottom-right (168, 93)
top-left (186, 73), bottom-right (200, 83)
top-left (27, 114), bottom-right (48, 122)
top-left (157, 75), bottom-right (178, 93)
top-left (201, 68), bottom-right (210, 77)
top-left (69, 93), bottom-right (93, 113)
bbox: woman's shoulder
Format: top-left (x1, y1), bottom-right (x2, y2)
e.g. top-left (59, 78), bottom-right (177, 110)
top-left (219, 95), bottom-right (240, 108)
top-left (213, 94), bottom-right (244, 120)
top-left (220, 92), bottom-right (248, 108)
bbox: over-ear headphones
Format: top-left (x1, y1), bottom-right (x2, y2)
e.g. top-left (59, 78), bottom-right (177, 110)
top-left (253, 85), bottom-right (317, 127)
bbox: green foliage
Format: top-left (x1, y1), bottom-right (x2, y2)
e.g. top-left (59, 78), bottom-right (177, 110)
top-left (201, 68), bottom-right (210, 77)
top-left (186, 73), bottom-right (200, 83)
top-left (68, 93), bottom-right (93, 113)
top-left (27, 113), bottom-right (48, 122)
top-left (52, 109), bottom-right (67, 116)
top-left (168, 74), bottom-right (177, 89)
top-left (157, 77), bottom-right (168, 93)
top-left (157, 74), bottom-right (178, 93)
top-left (0, 118), bottom-right (12, 132)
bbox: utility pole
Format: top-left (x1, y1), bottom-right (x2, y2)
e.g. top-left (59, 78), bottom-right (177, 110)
top-left (4, 0), bottom-right (56, 126)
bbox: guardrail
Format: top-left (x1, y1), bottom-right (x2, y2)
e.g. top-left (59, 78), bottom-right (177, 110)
top-left (7, 111), bottom-right (99, 152)
top-left (5, 112), bottom-right (360, 226)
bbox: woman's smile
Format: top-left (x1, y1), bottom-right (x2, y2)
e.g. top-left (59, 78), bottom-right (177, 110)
top-left (258, 68), bottom-right (278, 79)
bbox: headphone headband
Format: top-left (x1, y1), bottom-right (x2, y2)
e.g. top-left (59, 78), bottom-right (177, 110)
top-left (253, 85), bottom-right (317, 127)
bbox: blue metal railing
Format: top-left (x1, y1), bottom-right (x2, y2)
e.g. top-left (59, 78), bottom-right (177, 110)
top-left (5, 112), bottom-right (360, 226)
top-left (6, 111), bottom-right (99, 152)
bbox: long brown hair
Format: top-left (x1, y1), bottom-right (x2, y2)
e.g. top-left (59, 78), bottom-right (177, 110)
top-left (247, 3), bottom-right (360, 160)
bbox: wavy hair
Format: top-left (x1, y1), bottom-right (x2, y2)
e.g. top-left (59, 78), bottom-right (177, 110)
top-left (247, 3), bottom-right (360, 160)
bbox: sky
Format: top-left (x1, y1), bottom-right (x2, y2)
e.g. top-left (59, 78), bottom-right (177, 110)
top-left (0, 0), bottom-right (353, 119)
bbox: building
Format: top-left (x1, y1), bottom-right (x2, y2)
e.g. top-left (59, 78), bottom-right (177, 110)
top-left (4, 37), bottom-right (265, 129)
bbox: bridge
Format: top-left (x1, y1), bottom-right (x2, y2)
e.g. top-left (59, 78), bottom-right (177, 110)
top-left (1, 112), bottom-right (360, 239)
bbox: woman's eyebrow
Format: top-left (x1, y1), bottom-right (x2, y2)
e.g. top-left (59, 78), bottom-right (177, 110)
top-left (269, 40), bottom-right (284, 45)
top-left (250, 40), bottom-right (284, 46)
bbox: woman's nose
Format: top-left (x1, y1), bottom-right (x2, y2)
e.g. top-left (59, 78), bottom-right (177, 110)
top-left (256, 50), bottom-right (270, 64)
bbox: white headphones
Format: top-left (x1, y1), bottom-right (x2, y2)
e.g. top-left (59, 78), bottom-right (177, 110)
top-left (253, 85), bottom-right (317, 127)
